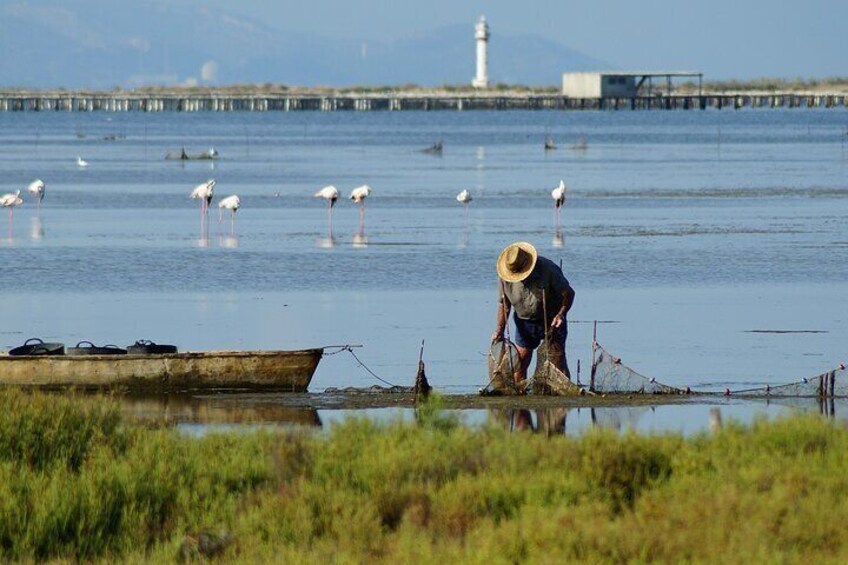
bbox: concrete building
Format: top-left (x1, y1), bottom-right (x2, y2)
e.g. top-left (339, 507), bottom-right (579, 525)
top-left (562, 71), bottom-right (703, 98)
top-left (472, 16), bottom-right (490, 89)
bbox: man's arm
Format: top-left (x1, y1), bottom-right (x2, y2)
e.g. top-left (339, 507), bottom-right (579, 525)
top-left (551, 286), bottom-right (575, 328)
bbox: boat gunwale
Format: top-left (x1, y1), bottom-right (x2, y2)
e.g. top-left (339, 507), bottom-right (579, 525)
top-left (0, 348), bottom-right (325, 362)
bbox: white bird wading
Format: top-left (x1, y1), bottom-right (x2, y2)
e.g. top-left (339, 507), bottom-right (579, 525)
top-left (314, 185), bottom-right (340, 235)
top-left (27, 179), bottom-right (45, 208)
top-left (349, 184), bottom-right (372, 230)
top-left (218, 194), bottom-right (241, 233)
top-left (551, 180), bottom-right (566, 227)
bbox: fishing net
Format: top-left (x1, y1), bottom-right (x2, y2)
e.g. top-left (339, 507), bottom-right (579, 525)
top-left (726, 364), bottom-right (848, 398)
top-left (533, 340), bottom-right (585, 396)
top-left (484, 331), bottom-right (847, 398)
top-left (485, 340), bottom-right (526, 395)
top-left (591, 340), bottom-right (847, 398)
top-left (484, 339), bottom-right (585, 396)
top-left (591, 343), bottom-right (687, 395)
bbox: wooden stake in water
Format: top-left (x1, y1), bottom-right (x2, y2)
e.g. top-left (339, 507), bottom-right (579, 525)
top-left (589, 320), bottom-right (598, 393)
top-left (414, 339), bottom-right (431, 403)
top-left (709, 408), bottom-right (723, 433)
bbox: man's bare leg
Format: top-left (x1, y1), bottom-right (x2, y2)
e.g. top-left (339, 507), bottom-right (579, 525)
top-left (513, 344), bottom-right (533, 385)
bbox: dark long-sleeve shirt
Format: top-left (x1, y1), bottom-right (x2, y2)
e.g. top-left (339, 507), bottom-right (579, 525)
top-left (499, 256), bottom-right (572, 323)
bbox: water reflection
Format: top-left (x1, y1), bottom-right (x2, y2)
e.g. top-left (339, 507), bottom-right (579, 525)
top-left (352, 231), bottom-right (368, 248)
top-left (30, 216), bottom-right (44, 240)
top-left (486, 398), bottom-right (845, 436)
top-left (821, 396), bottom-right (836, 418)
top-left (475, 146), bottom-right (486, 178)
top-left (458, 228), bottom-right (469, 250)
top-left (552, 228), bottom-right (563, 248)
top-left (37, 392), bottom-right (848, 437)
top-left (176, 159), bottom-right (216, 171)
top-left (196, 214), bottom-right (211, 247)
top-left (489, 408), bottom-right (568, 436)
top-left (219, 235), bottom-right (238, 249)
top-left (569, 134), bottom-right (588, 152)
top-left (98, 394), bottom-right (322, 428)
top-left (590, 406), bottom-right (654, 432)
top-left (316, 235), bottom-right (336, 249)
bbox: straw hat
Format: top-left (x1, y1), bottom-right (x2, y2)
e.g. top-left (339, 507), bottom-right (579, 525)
top-left (497, 242), bottom-right (537, 283)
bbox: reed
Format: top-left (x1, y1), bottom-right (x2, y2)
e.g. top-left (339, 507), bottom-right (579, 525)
top-left (1, 389), bottom-right (847, 563)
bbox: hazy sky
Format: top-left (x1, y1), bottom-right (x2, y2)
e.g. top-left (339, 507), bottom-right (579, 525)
top-left (176, 0), bottom-right (845, 79)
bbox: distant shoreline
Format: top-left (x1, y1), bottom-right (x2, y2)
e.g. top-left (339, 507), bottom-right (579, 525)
top-left (1, 82), bottom-right (846, 112)
top-left (1, 77), bottom-right (848, 97)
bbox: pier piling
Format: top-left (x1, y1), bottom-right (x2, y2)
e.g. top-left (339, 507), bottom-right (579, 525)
top-left (0, 91), bottom-right (844, 112)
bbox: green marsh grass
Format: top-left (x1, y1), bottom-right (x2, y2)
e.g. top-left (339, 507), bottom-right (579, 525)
top-left (1, 388), bottom-right (848, 563)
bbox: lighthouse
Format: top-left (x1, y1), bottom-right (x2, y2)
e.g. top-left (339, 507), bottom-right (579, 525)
top-left (472, 16), bottom-right (490, 89)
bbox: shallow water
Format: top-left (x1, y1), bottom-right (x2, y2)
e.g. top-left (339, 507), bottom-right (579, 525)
top-left (1, 109), bottom-right (847, 432)
top-left (114, 392), bottom-right (845, 437)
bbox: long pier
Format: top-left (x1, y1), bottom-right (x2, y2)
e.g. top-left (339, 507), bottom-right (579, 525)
top-left (0, 91), bottom-right (846, 112)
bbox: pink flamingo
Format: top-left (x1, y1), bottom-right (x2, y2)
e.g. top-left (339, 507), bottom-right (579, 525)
top-left (314, 185), bottom-right (339, 235)
top-left (349, 184), bottom-right (372, 231)
top-left (0, 189), bottom-right (24, 238)
top-left (27, 179), bottom-right (45, 209)
top-left (218, 194), bottom-right (241, 234)
top-left (456, 189), bottom-right (472, 221)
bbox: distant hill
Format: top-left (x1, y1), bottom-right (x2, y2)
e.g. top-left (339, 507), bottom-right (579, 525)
top-left (0, 1), bottom-right (607, 89)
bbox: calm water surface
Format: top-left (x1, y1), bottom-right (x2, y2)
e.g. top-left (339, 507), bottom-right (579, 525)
top-left (2, 109), bottom-right (847, 433)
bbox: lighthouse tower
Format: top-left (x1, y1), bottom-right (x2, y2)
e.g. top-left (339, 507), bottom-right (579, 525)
top-left (472, 16), bottom-right (490, 89)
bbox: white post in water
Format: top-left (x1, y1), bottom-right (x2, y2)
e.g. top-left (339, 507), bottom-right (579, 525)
top-left (472, 16), bottom-right (490, 89)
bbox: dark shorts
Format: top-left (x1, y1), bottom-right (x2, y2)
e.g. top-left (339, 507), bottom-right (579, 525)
top-left (513, 314), bottom-right (567, 351)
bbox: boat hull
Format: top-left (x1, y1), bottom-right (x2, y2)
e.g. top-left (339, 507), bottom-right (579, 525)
top-left (0, 349), bottom-right (323, 391)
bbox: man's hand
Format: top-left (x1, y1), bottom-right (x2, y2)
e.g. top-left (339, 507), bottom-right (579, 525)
top-left (551, 313), bottom-right (564, 329)
top-left (491, 330), bottom-right (504, 343)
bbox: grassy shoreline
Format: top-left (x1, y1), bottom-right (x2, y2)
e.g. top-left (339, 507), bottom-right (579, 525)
top-left (1, 389), bottom-right (847, 563)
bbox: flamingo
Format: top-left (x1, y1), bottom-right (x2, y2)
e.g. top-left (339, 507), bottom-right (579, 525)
top-left (1, 189), bottom-right (24, 236)
top-left (1, 189), bottom-right (23, 215)
top-left (456, 189), bottom-right (472, 219)
top-left (456, 189), bottom-right (472, 205)
top-left (218, 194), bottom-right (240, 233)
top-left (551, 180), bottom-right (566, 227)
top-left (27, 179), bottom-right (45, 208)
top-left (190, 179), bottom-right (216, 217)
top-left (349, 184), bottom-right (371, 229)
top-left (76, 156), bottom-right (88, 168)
top-left (314, 185), bottom-right (339, 234)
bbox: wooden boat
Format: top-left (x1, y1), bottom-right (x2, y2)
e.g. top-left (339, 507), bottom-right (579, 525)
top-left (0, 348), bottom-right (322, 391)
